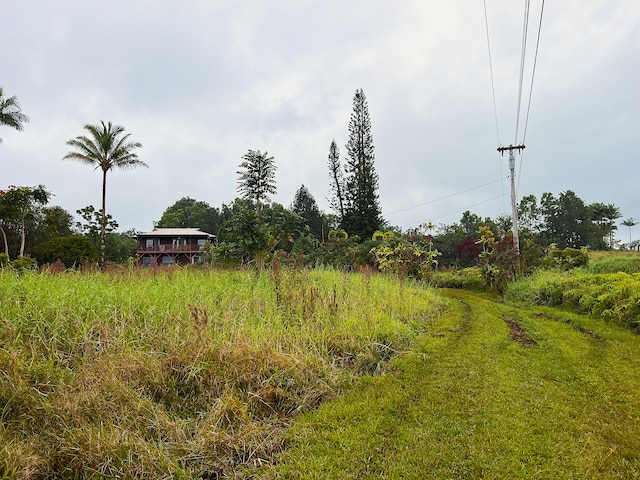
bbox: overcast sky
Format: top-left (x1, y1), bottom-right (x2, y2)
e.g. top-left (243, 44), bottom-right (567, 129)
top-left (2, 1), bottom-right (639, 242)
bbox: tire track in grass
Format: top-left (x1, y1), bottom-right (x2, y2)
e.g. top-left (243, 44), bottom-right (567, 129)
top-left (267, 289), bottom-right (640, 479)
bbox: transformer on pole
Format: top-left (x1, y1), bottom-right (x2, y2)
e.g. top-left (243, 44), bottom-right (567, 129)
top-left (497, 144), bottom-right (525, 260)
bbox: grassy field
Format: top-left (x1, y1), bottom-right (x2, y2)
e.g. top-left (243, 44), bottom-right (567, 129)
top-left (0, 266), bottom-right (443, 478)
top-left (2, 264), bottom-right (640, 478)
top-left (267, 288), bottom-right (640, 479)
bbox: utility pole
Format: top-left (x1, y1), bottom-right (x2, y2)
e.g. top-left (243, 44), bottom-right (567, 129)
top-left (497, 144), bottom-right (525, 260)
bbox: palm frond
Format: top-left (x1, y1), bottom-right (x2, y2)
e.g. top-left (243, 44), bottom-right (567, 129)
top-left (0, 87), bottom-right (30, 131)
top-left (64, 121), bottom-right (143, 172)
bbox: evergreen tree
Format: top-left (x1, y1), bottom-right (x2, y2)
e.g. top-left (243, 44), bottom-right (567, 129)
top-left (291, 184), bottom-right (323, 240)
top-left (327, 139), bottom-right (345, 220)
top-left (342, 89), bottom-right (381, 239)
top-left (237, 149), bottom-right (277, 213)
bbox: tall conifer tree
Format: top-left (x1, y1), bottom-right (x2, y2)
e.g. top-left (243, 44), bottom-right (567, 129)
top-left (237, 149), bottom-right (277, 213)
top-left (326, 139), bottom-right (345, 221)
top-left (342, 89), bottom-right (381, 239)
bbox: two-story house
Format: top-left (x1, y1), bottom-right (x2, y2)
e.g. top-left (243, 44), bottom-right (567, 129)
top-left (135, 228), bottom-right (215, 267)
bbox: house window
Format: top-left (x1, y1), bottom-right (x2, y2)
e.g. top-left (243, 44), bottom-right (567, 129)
top-left (142, 256), bottom-right (153, 268)
top-left (161, 256), bottom-right (174, 265)
top-left (146, 239), bottom-right (153, 250)
top-left (197, 239), bottom-right (206, 247)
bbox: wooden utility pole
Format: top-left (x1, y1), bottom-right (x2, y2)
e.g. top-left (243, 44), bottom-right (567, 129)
top-left (497, 144), bottom-right (525, 260)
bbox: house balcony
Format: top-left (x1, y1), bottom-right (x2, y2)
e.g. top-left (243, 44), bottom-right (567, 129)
top-left (140, 244), bottom-right (202, 253)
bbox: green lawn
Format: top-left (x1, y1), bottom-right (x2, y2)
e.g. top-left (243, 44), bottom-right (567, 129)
top-left (267, 289), bottom-right (640, 479)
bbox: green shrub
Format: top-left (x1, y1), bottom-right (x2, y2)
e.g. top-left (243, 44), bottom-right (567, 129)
top-left (32, 234), bottom-right (99, 267)
top-left (10, 255), bottom-right (38, 272)
top-left (542, 245), bottom-right (589, 271)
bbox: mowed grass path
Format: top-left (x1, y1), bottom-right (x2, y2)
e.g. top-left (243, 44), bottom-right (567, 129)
top-left (268, 289), bottom-right (640, 479)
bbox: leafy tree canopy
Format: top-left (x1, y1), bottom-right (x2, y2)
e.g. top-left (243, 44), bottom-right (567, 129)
top-left (32, 235), bottom-right (99, 267)
top-left (156, 197), bottom-right (221, 235)
top-left (0, 185), bottom-right (51, 258)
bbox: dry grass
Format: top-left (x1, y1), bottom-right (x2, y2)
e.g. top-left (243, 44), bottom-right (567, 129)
top-left (0, 266), bottom-right (443, 478)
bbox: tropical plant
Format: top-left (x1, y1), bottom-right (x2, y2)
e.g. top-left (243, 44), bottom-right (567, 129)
top-left (622, 218), bottom-right (638, 248)
top-left (38, 206), bottom-right (76, 240)
top-left (237, 149), bottom-right (277, 213)
top-left (474, 225), bottom-right (518, 291)
top-left (589, 202), bottom-right (621, 249)
top-left (371, 226), bottom-right (441, 280)
top-left (63, 121), bottom-right (145, 263)
top-left (0, 87), bottom-right (29, 143)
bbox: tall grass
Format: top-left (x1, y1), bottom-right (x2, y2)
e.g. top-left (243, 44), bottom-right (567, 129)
top-left (0, 266), bottom-right (443, 478)
top-left (584, 251), bottom-right (640, 274)
top-left (505, 269), bottom-right (640, 329)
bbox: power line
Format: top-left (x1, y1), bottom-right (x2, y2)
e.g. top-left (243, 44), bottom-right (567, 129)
top-left (485, 0), bottom-right (544, 147)
top-left (483, 0), bottom-right (501, 146)
top-left (514, 0), bottom-right (531, 144)
top-left (483, 1), bottom-right (545, 261)
top-left (400, 192), bottom-right (509, 231)
top-left (385, 177), bottom-right (507, 216)
top-left (518, 1), bottom-right (545, 193)
top-left (432, 193), bottom-right (508, 223)
top-left (521, 0), bottom-right (545, 145)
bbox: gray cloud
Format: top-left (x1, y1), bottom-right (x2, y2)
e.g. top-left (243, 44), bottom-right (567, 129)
top-left (2, 0), bottom-right (638, 241)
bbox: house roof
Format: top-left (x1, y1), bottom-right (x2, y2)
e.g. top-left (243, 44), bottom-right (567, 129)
top-left (135, 228), bottom-right (215, 238)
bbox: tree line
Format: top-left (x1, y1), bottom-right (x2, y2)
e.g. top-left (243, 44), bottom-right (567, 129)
top-left (1, 86), bottom-right (637, 271)
top-left (1, 180), bottom-right (633, 271)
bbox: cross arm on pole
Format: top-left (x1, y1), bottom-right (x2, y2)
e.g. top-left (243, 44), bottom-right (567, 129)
top-left (497, 144), bottom-right (526, 156)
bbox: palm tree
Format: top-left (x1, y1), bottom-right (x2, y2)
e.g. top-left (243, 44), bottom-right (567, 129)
top-left (622, 218), bottom-right (637, 248)
top-left (0, 87), bottom-right (30, 143)
top-left (63, 121), bottom-right (145, 263)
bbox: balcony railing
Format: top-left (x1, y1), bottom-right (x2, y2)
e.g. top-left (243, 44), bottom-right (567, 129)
top-left (140, 244), bottom-right (202, 252)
